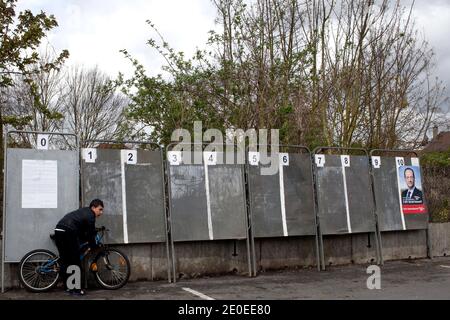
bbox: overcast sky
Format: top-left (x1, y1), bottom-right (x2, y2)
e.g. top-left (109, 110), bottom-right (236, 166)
top-left (15, 0), bottom-right (450, 112)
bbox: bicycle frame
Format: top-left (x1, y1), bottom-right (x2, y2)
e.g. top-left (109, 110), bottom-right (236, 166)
top-left (38, 228), bottom-right (106, 276)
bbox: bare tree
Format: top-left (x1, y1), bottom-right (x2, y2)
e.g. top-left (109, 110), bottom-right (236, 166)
top-left (120, 0), bottom-right (447, 149)
top-left (61, 66), bottom-right (127, 148)
top-left (3, 46), bottom-right (66, 146)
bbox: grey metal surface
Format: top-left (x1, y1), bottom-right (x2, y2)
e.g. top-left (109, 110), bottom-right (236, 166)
top-left (316, 155), bottom-right (376, 235)
top-left (208, 165), bottom-right (247, 239)
top-left (248, 164), bottom-right (283, 237)
top-left (249, 153), bottom-right (316, 238)
top-left (345, 156), bottom-right (376, 233)
top-left (372, 157), bottom-right (404, 231)
top-left (373, 157), bottom-right (428, 231)
top-left (4, 149), bottom-right (79, 262)
top-left (315, 155), bottom-right (348, 234)
top-left (169, 165), bottom-right (209, 241)
top-left (168, 161), bottom-right (248, 242)
top-left (81, 149), bottom-right (166, 244)
top-left (82, 149), bottom-right (123, 243)
top-left (125, 150), bottom-right (166, 243)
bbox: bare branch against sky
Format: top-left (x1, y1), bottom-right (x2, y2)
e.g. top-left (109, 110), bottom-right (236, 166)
top-left (16, 0), bottom-right (450, 113)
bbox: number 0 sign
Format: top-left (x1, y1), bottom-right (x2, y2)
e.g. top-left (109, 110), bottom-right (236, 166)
top-left (37, 134), bottom-right (49, 150)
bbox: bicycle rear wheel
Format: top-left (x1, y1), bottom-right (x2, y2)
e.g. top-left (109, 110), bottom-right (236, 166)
top-left (93, 248), bottom-right (130, 290)
top-left (18, 249), bottom-right (60, 292)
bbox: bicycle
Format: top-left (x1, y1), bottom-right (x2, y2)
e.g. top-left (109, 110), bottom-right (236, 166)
top-left (18, 226), bottom-right (131, 292)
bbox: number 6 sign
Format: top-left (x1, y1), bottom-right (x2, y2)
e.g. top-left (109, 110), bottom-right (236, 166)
top-left (279, 153), bottom-right (289, 166)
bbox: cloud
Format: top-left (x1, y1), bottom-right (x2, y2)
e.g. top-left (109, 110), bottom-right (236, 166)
top-left (408, 0), bottom-right (450, 109)
top-left (14, 0), bottom-right (450, 112)
top-left (16, 0), bottom-right (217, 78)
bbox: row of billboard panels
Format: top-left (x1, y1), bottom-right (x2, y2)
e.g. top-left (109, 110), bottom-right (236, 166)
top-left (3, 147), bottom-right (427, 262)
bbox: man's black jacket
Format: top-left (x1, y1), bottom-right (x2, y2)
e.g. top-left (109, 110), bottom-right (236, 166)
top-left (56, 207), bottom-right (97, 248)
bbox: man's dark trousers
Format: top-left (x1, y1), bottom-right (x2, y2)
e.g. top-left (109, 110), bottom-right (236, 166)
top-left (54, 229), bottom-right (81, 289)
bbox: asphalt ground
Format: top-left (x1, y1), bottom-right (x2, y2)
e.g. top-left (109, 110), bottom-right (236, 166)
top-left (1, 257), bottom-right (450, 300)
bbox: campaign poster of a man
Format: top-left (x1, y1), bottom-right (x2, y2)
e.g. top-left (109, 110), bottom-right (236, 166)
top-left (398, 166), bottom-right (426, 215)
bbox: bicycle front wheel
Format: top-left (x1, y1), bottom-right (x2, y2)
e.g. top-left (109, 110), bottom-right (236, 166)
top-left (18, 249), bottom-right (60, 292)
top-left (93, 248), bottom-right (130, 290)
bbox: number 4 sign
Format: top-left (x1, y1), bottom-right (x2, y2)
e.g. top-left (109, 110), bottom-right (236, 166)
top-left (203, 151), bottom-right (217, 166)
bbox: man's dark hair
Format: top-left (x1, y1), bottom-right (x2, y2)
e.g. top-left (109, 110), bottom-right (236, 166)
top-left (404, 168), bottom-right (415, 178)
top-left (90, 199), bottom-right (104, 208)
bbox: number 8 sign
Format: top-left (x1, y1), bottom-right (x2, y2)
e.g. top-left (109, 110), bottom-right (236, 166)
top-left (341, 155), bottom-right (350, 167)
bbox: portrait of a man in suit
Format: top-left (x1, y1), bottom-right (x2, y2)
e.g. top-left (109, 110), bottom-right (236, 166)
top-left (401, 167), bottom-right (423, 203)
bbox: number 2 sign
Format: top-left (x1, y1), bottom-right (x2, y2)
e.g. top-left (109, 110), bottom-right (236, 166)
top-left (122, 150), bottom-right (137, 165)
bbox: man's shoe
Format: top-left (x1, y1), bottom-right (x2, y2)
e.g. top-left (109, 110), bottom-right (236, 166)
top-left (70, 289), bottom-right (86, 296)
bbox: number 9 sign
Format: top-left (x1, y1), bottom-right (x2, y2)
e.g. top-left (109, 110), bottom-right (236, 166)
top-left (371, 156), bottom-right (381, 169)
